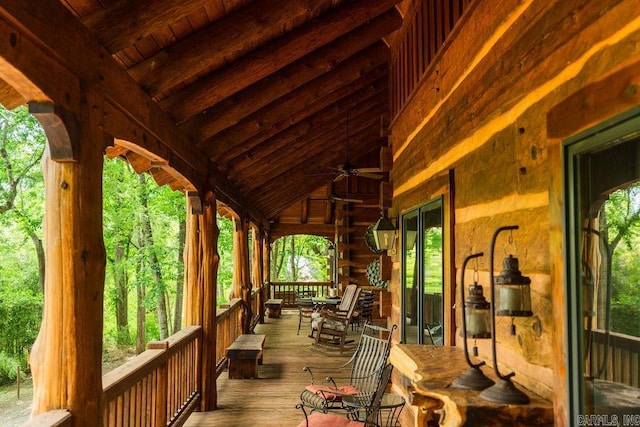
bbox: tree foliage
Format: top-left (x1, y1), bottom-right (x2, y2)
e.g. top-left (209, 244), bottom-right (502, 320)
top-left (0, 106), bottom-right (45, 382)
top-left (603, 182), bottom-right (640, 337)
top-left (270, 234), bottom-right (330, 281)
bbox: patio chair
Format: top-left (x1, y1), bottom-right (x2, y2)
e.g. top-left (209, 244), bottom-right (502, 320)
top-left (302, 323), bottom-right (396, 409)
top-left (310, 284), bottom-right (359, 338)
top-left (296, 363), bottom-right (394, 427)
top-left (352, 290), bottom-right (375, 331)
top-left (312, 286), bottom-right (361, 353)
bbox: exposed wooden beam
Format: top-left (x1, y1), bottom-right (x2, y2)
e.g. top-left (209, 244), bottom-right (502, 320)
top-left (0, 0), bottom-right (268, 226)
top-left (81, 0), bottom-right (214, 53)
top-left (128, 0), bottom-right (332, 96)
top-left (229, 96), bottom-right (387, 184)
top-left (251, 126), bottom-right (384, 216)
top-left (243, 119), bottom-right (384, 201)
top-left (161, 5), bottom-right (402, 122)
top-left (270, 223), bottom-right (335, 240)
top-left (207, 67), bottom-right (388, 162)
top-left (0, 77), bottom-right (25, 109)
top-left (182, 40), bottom-right (389, 142)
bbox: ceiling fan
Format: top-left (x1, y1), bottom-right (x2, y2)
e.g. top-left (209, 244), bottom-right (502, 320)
top-left (331, 162), bottom-right (383, 182)
top-left (315, 111), bottom-right (384, 182)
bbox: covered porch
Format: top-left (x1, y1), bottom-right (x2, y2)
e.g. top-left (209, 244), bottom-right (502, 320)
top-left (2, 0), bottom-right (640, 425)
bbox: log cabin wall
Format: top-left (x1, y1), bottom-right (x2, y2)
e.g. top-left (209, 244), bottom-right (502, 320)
top-left (387, 0), bottom-right (640, 424)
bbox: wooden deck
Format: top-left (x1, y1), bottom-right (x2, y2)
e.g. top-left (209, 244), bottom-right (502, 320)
top-left (184, 309), bottom-right (362, 427)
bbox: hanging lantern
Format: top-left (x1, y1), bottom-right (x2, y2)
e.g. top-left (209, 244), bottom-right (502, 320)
top-left (464, 282), bottom-right (492, 339)
top-left (494, 255), bottom-right (532, 318)
top-left (372, 211), bottom-right (397, 251)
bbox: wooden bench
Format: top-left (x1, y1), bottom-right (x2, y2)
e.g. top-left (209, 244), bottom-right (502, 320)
top-left (264, 298), bottom-right (283, 318)
top-left (225, 334), bottom-right (266, 379)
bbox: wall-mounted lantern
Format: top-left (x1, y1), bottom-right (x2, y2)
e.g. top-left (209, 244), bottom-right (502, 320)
top-left (452, 252), bottom-right (494, 391)
top-left (372, 210), bottom-right (397, 251)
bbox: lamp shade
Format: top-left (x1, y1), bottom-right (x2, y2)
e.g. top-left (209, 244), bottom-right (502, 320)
top-left (494, 255), bottom-right (532, 317)
top-left (464, 283), bottom-right (492, 338)
top-left (372, 215), bottom-right (396, 250)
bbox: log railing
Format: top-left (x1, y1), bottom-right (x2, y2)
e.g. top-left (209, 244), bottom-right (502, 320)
top-left (270, 281), bottom-right (333, 307)
top-left (215, 297), bottom-right (244, 376)
top-left (102, 325), bottom-right (202, 427)
top-left (589, 329), bottom-right (640, 387)
top-left (22, 284), bottom-right (270, 427)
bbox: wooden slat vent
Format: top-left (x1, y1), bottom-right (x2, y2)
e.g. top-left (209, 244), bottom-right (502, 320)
top-left (390, 0), bottom-right (472, 120)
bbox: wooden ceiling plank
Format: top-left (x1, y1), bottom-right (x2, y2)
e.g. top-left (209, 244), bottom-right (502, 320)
top-left (0, 0), bottom-right (269, 225)
top-left (182, 38), bottom-right (389, 142)
top-left (207, 66), bottom-right (388, 161)
top-left (128, 0), bottom-right (331, 96)
top-left (270, 223), bottom-right (334, 240)
top-left (248, 124), bottom-right (383, 213)
top-left (228, 93), bottom-right (387, 181)
top-left (238, 108), bottom-right (385, 193)
top-left (81, 0), bottom-right (216, 53)
top-left (161, 4), bottom-right (402, 122)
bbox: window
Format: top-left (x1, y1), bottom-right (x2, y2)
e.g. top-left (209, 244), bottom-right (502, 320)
top-left (565, 109), bottom-right (640, 420)
top-left (401, 197), bottom-right (444, 345)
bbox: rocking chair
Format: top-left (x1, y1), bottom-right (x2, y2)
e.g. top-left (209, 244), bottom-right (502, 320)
top-left (312, 286), bottom-right (361, 353)
top-left (302, 323), bottom-right (396, 410)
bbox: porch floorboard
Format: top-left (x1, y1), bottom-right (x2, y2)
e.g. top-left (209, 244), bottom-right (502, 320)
top-left (185, 309), bottom-right (364, 427)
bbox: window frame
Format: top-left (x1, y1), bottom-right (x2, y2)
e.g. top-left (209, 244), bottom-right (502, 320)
top-left (563, 105), bottom-right (640, 419)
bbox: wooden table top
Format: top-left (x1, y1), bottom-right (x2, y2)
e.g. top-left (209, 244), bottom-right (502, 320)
top-left (389, 345), bottom-right (553, 426)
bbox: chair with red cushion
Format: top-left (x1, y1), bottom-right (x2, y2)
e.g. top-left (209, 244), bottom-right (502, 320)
top-left (296, 364), bottom-right (394, 427)
top-left (302, 323), bottom-right (396, 410)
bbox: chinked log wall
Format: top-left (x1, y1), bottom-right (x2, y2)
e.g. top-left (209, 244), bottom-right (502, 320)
top-left (387, 0), bottom-right (640, 425)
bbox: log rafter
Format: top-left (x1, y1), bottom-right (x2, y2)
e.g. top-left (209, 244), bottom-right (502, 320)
top-left (0, 0), bottom-right (267, 225)
top-left (128, 0), bottom-right (333, 97)
top-left (183, 40), bottom-right (389, 143)
top-left (160, 3), bottom-right (401, 123)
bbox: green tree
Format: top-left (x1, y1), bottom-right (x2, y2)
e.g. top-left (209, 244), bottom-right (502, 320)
top-left (0, 106), bottom-right (45, 375)
top-left (603, 182), bottom-right (640, 337)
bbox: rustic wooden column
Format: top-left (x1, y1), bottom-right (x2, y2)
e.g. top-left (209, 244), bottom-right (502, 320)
top-left (184, 189), bottom-right (219, 411)
top-left (263, 231), bottom-right (271, 286)
top-left (232, 217), bottom-right (253, 333)
top-left (29, 94), bottom-right (107, 425)
top-left (252, 227), bottom-right (265, 323)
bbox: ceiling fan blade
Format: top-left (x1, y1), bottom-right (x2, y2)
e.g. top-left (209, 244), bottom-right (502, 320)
top-left (357, 172), bottom-right (383, 179)
top-left (338, 197), bottom-right (364, 203)
top-left (356, 167), bottom-right (382, 173)
top-left (333, 173), bottom-right (347, 182)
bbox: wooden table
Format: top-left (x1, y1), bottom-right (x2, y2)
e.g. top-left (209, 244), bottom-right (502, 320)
top-left (311, 297), bottom-right (341, 307)
top-left (225, 334), bottom-right (266, 379)
top-left (389, 345), bottom-right (553, 426)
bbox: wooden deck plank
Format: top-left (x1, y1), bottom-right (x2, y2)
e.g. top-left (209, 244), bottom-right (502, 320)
top-left (184, 310), bottom-right (364, 426)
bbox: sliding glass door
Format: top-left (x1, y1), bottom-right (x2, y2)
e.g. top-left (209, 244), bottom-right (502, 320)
top-left (401, 197), bottom-right (444, 345)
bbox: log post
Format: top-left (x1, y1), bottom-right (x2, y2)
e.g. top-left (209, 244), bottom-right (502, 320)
top-left (183, 189), bottom-right (219, 411)
top-left (29, 90), bottom-right (108, 426)
top-left (231, 217), bottom-right (257, 332)
top-left (252, 227), bottom-right (265, 323)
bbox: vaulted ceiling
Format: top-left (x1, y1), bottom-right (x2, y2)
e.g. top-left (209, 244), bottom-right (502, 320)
top-left (60, 0), bottom-right (402, 224)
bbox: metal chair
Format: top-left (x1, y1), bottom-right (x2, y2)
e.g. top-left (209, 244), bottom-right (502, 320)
top-left (302, 323), bottom-right (396, 409)
top-left (296, 364), bottom-right (394, 427)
